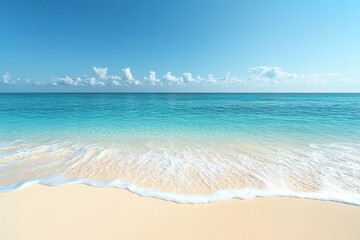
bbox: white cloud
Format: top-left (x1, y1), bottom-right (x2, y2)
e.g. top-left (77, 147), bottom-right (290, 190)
top-left (89, 77), bottom-right (97, 86)
top-left (182, 72), bottom-right (197, 83)
top-left (194, 74), bottom-right (220, 84)
top-left (93, 66), bottom-right (121, 81)
top-left (163, 72), bottom-right (183, 84)
top-left (196, 75), bottom-right (204, 81)
top-left (33, 80), bottom-right (45, 86)
top-left (88, 77), bottom-right (105, 86)
top-left (112, 80), bottom-right (121, 86)
top-left (93, 67), bottom-right (108, 80)
top-left (225, 73), bottom-right (243, 84)
top-left (51, 75), bottom-right (105, 86)
top-left (148, 71), bottom-right (158, 82)
top-left (144, 71), bottom-right (161, 85)
top-left (51, 75), bottom-right (80, 86)
top-left (132, 80), bottom-right (141, 85)
top-left (108, 75), bottom-right (121, 81)
top-left (206, 74), bottom-right (217, 83)
top-left (248, 66), bottom-right (298, 84)
top-left (5, 66), bottom-right (360, 89)
top-left (122, 67), bottom-right (141, 85)
top-left (122, 67), bottom-right (134, 81)
top-left (2, 72), bottom-right (12, 84)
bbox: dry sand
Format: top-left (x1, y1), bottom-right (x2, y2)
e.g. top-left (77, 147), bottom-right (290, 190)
top-left (1, 184), bottom-right (360, 240)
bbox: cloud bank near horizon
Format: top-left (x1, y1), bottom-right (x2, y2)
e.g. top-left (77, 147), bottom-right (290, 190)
top-left (2, 66), bottom-right (360, 88)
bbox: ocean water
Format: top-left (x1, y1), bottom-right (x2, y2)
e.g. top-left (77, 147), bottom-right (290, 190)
top-left (0, 93), bottom-right (360, 204)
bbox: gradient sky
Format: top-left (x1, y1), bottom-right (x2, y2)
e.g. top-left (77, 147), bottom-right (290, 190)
top-left (1, 0), bottom-right (360, 92)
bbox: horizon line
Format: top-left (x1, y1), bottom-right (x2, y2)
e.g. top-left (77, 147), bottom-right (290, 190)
top-left (1, 92), bottom-right (360, 94)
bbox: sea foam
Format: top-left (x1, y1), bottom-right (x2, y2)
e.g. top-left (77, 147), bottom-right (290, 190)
top-left (1, 139), bottom-right (360, 205)
top-left (1, 176), bottom-right (360, 205)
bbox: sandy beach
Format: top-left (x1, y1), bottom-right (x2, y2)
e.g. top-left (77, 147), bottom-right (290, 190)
top-left (1, 184), bottom-right (359, 240)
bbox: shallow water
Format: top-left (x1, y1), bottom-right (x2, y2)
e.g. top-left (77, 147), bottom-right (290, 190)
top-left (1, 93), bottom-right (360, 204)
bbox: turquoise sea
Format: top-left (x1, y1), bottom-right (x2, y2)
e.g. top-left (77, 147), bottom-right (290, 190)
top-left (0, 93), bottom-right (359, 204)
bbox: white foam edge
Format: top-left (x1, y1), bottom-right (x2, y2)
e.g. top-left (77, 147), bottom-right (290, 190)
top-left (1, 176), bottom-right (359, 206)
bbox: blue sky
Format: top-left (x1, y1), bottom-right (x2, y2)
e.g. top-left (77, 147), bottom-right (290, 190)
top-left (1, 0), bottom-right (360, 92)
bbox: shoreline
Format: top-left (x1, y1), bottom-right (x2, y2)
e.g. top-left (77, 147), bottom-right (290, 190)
top-left (1, 184), bottom-right (360, 240)
top-left (2, 179), bottom-right (360, 206)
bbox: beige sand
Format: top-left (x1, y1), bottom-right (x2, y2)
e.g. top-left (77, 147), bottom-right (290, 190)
top-left (1, 184), bottom-right (360, 240)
